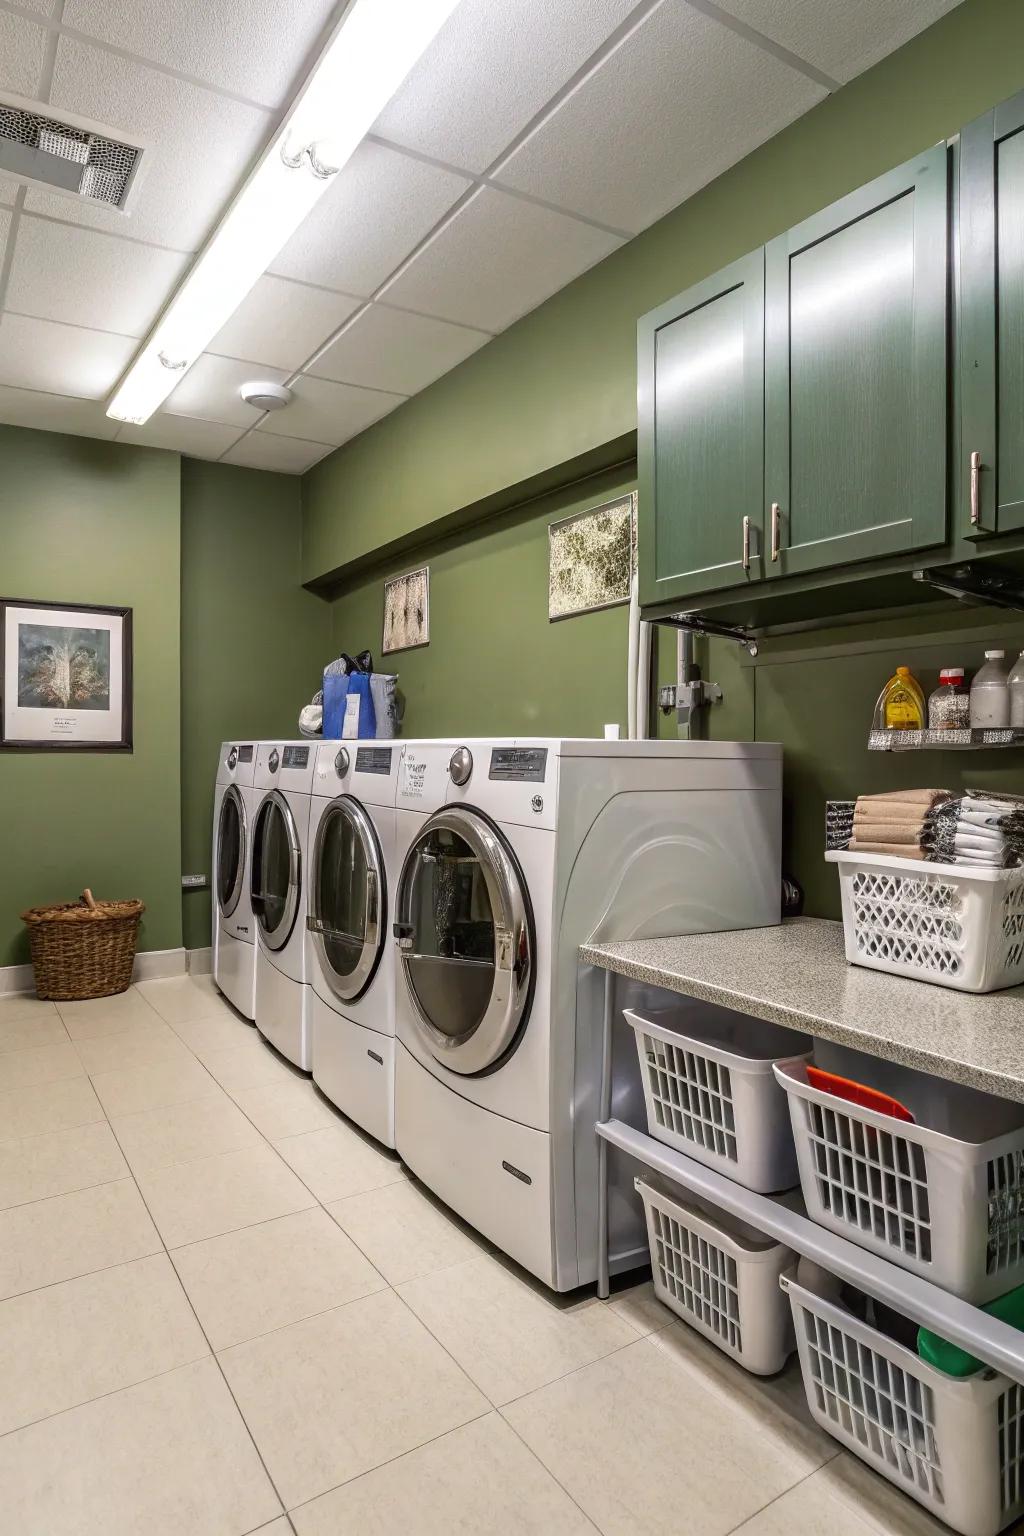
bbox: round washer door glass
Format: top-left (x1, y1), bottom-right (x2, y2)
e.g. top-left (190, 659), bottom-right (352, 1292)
top-left (311, 797), bottom-right (385, 1003)
top-left (250, 792), bottom-right (300, 951)
top-left (216, 787), bottom-right (245, 918)
top-left (396, 808), bottom-right (532, 1075)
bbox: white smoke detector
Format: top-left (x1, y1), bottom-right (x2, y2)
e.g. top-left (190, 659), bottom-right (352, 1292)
top-left (239, 381), bottom-right (293, 412)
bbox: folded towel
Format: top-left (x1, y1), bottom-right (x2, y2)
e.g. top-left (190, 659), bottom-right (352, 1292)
top-left (851, 822), bottom-right (927, 844)
top-left (853, 801), bottom-right (932, 823)
top-left (848, 839), bottom-right (927, 859)
top-left (858, 789), bottom-right (951, 807)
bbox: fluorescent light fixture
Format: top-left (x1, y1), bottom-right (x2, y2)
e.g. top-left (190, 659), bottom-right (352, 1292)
top-left (108, 0), bottom-right (460, 425)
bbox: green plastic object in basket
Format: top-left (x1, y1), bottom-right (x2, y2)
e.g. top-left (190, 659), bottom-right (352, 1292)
top-left (917, 1284), bottom-right (1024, 1377)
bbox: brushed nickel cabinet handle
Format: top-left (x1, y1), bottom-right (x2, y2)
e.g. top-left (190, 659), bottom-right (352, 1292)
top-left (770, 502), bottom-right (781, 562)
top-left (742, 515), bottom-right (751, 572)
top-left (970, 451), bottom-right (982, 526)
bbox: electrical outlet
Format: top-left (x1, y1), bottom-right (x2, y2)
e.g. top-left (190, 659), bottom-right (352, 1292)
top-left (181, 874), bottom-right (207, 889)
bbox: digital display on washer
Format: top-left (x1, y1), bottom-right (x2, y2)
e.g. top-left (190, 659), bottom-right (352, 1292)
top-left (282, 746), bottom-right (309, 769)
top-left (237, 745), bottom-right (254, 763)
top-left (489, 747), bottom-right (548, 782)
top-left (355, 747), bottom-right (393, 775)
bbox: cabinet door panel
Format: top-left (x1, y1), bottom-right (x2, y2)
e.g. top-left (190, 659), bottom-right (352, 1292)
top-left (638, 251), bottom-right (764, 606)
top-left (961, 92), bottom-right (1024, 536)
top-left (765, 145), bottom-right (948, 577)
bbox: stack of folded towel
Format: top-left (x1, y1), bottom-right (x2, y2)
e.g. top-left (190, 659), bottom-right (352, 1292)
top-left (847, 789), bottom-right (952, 860)
top-left (924, 791), bottom-right (1024, 868)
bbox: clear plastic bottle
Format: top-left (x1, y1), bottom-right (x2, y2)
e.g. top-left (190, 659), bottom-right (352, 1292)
top-left (969, 650), bottom-right (1010, 729)
top-left (928, 668), bottom-right (970, 731)
top-left (1010, 651), bottom-right (1024, 728)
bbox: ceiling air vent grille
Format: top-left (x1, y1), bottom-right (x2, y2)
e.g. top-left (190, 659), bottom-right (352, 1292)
top-left (0, 102), bottom-right (141, 208)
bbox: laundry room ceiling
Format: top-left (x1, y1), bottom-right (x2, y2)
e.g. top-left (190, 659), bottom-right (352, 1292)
top-left (0, 0), bottom-right (964, 473)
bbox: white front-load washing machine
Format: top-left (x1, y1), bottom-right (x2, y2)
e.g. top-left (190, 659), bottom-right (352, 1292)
top-left (393, 737), bottom-right (782, 1291)
top-left (307, 740), bottom-right (401, 1147)
top-left (212, 739), bottom-right (259, 1019)
top-left (252, 740), bottom-right (316, 1069)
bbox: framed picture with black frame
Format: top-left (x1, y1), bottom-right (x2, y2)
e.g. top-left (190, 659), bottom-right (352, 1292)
top-left (0, 599), bottom-right (133, 752)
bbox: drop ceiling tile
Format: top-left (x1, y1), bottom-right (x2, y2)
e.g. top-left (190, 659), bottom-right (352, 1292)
top-left (0, 182), bottom-right (18, 207)
top-left (221, 434), bottom-right (334, 475)
top-left (163, 354), bottom-right (289, 428)
top-left (116, 414), bottom-right (243, 460)
top-left (373, 0), bottom-right (639, 173)
top-left (209, 276), bottom-right (361, 373)
top-left (381, 187), bottom-right (623, 333)
top-left (23, 38), bottom-right (272, 252)
top-left (713, 0), bottom-right (965, 84)
top-left (258, 374), bottom-right (405, 447)
top-left (62, 0), bottom-right (338, 108)
top-left (0, 207), bottom-right (10, 264)
top-left (7, 217), bottom-right (188, 338)
top-left (0, 386), bottom-right (120, 440)
top-left (0, 314), bottom-right (136, 399)
top-left (270, 140), bottom-right (470, 299)
top-left (495, 0), bottom-right (825, 235)
top-left (0, 11), bottom-right (46, 97)
top-left (309, 303), bottom-right (490, 395)
top-left (11, 0), bottom-right (55, 14)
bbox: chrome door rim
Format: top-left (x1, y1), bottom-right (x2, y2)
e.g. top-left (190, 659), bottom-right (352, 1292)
top-left (396, 806), bottom-right (533, 1076)
top-left (251, 789), bottom-right (301, 952)
top-left (308, 795), bottom-right (386, 1004)
top-left (217, 785), bottom-right (246, 920)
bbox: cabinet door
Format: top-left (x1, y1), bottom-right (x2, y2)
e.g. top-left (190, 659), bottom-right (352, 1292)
top-left (764, 145), bottom-right (948, 578)
top-left (961, 92), bottom-right (1024, 538)
top-left (638, 251), bottom-right (764, 606)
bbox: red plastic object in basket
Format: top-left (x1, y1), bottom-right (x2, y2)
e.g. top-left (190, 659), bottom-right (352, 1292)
top-left (805, 1065), bottom-right (915, 1123)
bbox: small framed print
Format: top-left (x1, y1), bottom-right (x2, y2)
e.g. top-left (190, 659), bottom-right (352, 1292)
top-left (548, 492), bottom-right (636, 621)
top-left (0, 599), bottom-right (133, 752)
top-left (382, 566), bottom-right (429, 655)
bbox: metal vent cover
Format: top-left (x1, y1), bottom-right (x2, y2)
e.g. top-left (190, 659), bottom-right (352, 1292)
top-left (0, 100), bottom-right (142, 209)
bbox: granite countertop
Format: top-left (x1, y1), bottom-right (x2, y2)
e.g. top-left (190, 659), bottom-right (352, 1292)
top-left (580, 918), bottom-right (1024, 1104)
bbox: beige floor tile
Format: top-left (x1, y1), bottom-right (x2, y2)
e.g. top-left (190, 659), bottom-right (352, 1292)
top-left (273, 1122), bottom-right (407, 1202)
top-left (0, 1039), bottom-right (83, 1092)
top-left (198, 1034), bottom-right (302, 1092)
top-left (0, 1011), bottom-right (69, 1054)
top-left (504, 1336), bottom-right (829, 1536)
top-left (138, 975), bottom-right (238, 1025)
top-left (231, 1079), bottom-right (340, 1139)
top-left (0, 1179), bottom-right (160, 1300)
top-left (292, 1412), bottom-right (597, 1535)
top-left (89, 1052), bottom-right (224, 1118)
top-left (731, 1454), bottom-right (951, 1535)
top-left (252, 1524), bottom-right (293, 1535)
top-left (138, 1142), bottom-right (316, 1248)
top-left (173, 1206), bottom-right (386, 1349)
top-left (0, 1356), bottom-right (281, 1535)
top-left (0, 1252), bottom-right (209, 1434)
top-left (326, 1180), bottom-right (487, 1285)
top-left (605, 1278), bottom-right (675, 1336)
top-left (219, 1288), bottom-right (488, 1510)
top-left (0, 1121), bottom-right (127, 1210)
top-left (168, 1011), bottom-right (255, 1053)
top-left (0, 1075), bottom-right (105, 1143)
top-left (74, 1023), bottom-right (186, 1075)
top-left (57, 988), bottom-right (160, 1034)
top-left (0, 993), bottom-right (59, 1026)
top-left (110, 1094), bottom-right (264, 1176)
top-left (397, 1253), bottom-right (640, 1405)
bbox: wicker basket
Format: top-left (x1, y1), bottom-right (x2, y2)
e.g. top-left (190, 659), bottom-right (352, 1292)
top-left (21, 889), bottom-right (145, 1001)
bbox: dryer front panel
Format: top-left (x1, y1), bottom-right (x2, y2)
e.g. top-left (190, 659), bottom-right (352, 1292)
top-left (309, 795), bottom-right (386, 1004)
top-left (251, 790), bottom-right (301, 953)
top-left (216, 785), bottom-right (246, 920)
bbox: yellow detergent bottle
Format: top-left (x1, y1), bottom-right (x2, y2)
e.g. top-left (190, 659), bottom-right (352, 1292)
top-left (881, 666), bottom-right (926, 730)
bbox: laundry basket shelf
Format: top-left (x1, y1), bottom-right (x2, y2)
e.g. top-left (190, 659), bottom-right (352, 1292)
top-left (597, 1117), bottom-right (1024, 1388)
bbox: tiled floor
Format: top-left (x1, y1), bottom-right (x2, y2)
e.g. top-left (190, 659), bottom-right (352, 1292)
top-left (0, 977), bottom-right (970, 1535)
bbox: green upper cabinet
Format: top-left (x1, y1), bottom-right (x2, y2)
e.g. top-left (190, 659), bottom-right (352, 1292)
top-left (960, 91), bottom-right (1024, 539)
top-left (638, 251), bottom-right (764, 606)
top-left (764, 145), bottom-right (949, 579)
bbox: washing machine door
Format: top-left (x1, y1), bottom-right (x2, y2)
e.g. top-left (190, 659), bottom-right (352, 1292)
top-left (216, 785), bottom-right (246, 919)
top-left (250, 790), bottom-right (301, 952)
top-left (308, 796), bottom-right (386, 1003)
top-left (395, 807), bottom-right (533, 1075)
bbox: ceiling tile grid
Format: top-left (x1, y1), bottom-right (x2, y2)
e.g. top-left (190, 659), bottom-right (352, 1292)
top-left (0, 0), bottom-right (968, 469)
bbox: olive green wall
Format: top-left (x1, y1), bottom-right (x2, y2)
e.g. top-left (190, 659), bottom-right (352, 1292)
top-left (180, 460), bottom-right (331, 950)
top-left (0, 427), bottom-right (182, 966)
top-left (304, 0), bottom-right (1024, 586)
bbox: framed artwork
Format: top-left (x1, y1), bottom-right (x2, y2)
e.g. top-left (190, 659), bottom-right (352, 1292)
top-left (382, 566), bottom-right (430, 655)
top-left (548, 491), bottom-right (636, 621)
top-left (0, 599), bottom-right (133, 751)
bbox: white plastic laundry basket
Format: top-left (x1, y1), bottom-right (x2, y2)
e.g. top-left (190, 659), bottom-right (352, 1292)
top-left (625, 1002), bottom-right (812, 1193)
top-left (636, 1174), bottom-right (795, 1374)
top-left (783, 1270), bottom-right (1024, 1536)
top-left (775, 1046), bottom-right (1024, 1302)
top-left (827, 850), bottom-right (1024, 993)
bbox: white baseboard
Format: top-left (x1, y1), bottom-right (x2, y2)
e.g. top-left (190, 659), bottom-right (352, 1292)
top-left (0, 963), bottom-right (34, 996)
top-left (187, 947), bottom-right (213, 975)
top-left (0, 946), bottom-right (187, 995)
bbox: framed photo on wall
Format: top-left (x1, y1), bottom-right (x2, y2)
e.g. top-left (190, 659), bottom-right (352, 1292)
top-left (0, 599), bottom-right (133, 751)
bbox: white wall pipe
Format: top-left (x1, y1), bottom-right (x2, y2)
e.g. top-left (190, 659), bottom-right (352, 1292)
top-left (626, 564), bottom-right (639, 739)
top-left (636, 619), bottom-right (653, 739)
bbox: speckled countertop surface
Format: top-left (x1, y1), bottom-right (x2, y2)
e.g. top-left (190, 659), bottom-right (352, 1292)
top-left (581, 918), bottom-right (1024, 1103)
